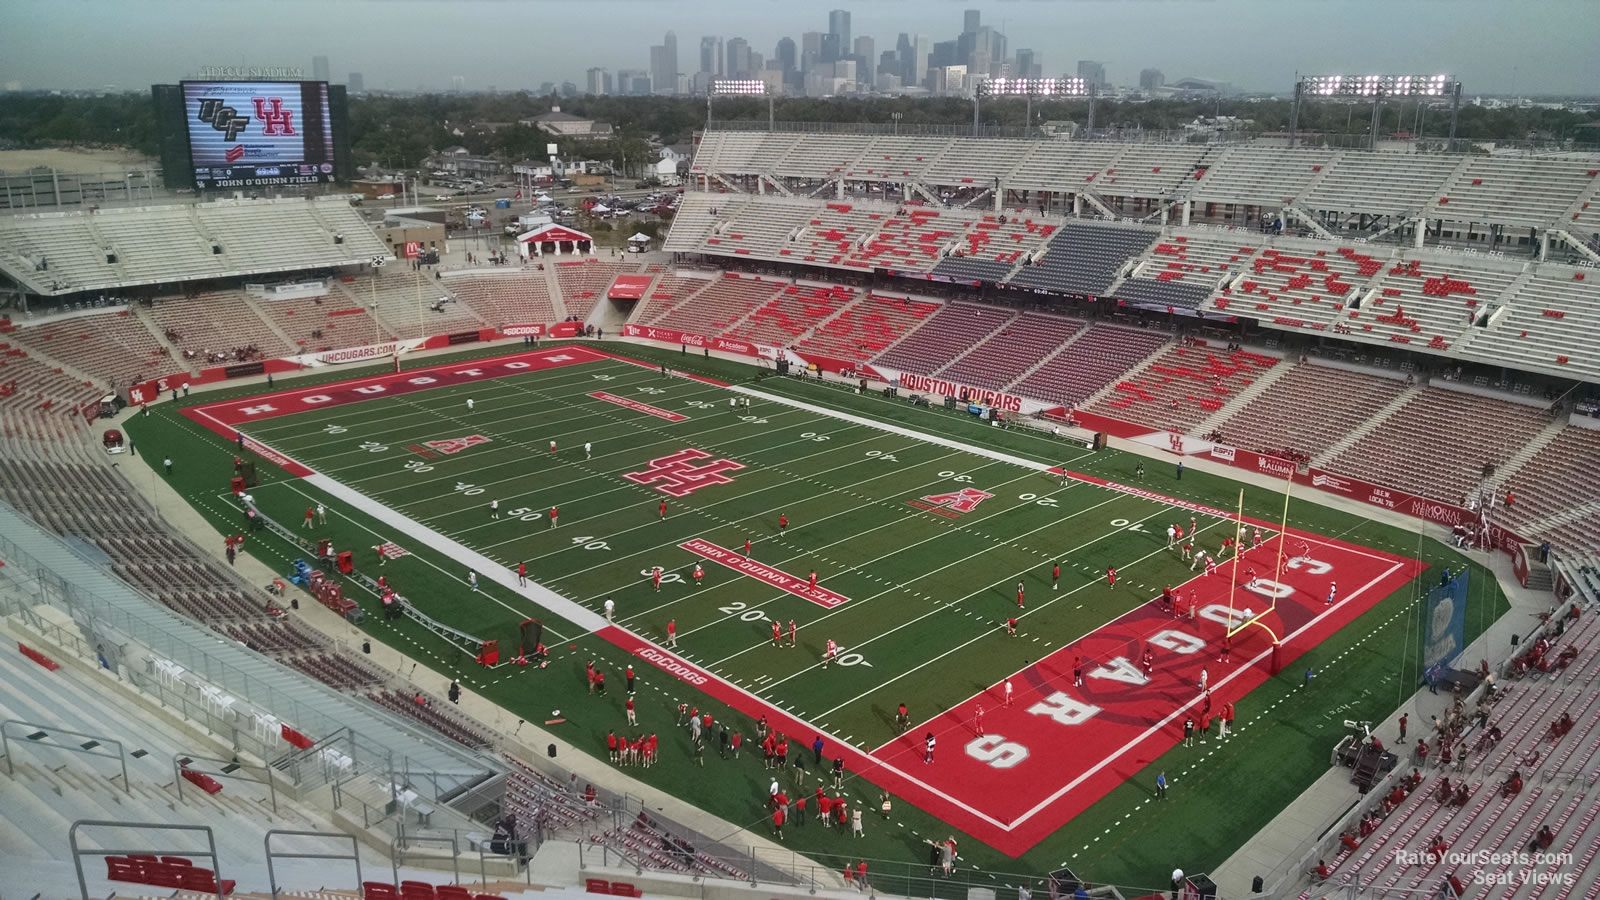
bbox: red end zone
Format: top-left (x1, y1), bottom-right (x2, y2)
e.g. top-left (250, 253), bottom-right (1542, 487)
top-left (180, 346), bottom-right (612, 473)
top-left (609, 491), bottom-right (1420, 857)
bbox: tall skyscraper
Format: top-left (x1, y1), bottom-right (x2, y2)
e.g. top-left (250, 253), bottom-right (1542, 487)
top-left (725, 38), bottom-right (750, 77)
top-left (346, 72), bottom-right (364, 93)
top-left (775, 37), bottom-right (797, 80)
top-left (963, 9), bottom-right (981, 33)
top-left (1077, 60), bottom-right (1106, 88)
top-left (617, 70), bottom-right (651, 96)
top-left (450, 75), bottom-right (465, 93)
top-left (700, 36), bottom-right (722, 75)
top-left (912, 34), bottom-right (932, 88)
top-left (1139, 68), bottom-right (1165, 91)
top-left (828, 10), bottom-right (851, 56)
top-left (820, 33), bottom-right (840, 64)
top-left (802, 32), bottom-right (823, 59)
top-left (312, 55), bottom-right (330, 82)
top-left (651, 31), bottom-right (679, 95)
top-left (1014, 50), bottom-right (1040, 79)
top-left (853, 36), bottom-right (875, 88)
top-left (587, 67), bottom-right (611, 96)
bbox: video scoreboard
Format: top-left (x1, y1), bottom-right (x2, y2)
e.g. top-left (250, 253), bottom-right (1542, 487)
top-left (175, 81), bottom-right (339, 189)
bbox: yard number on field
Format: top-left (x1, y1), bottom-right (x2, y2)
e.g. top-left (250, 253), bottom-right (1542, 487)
top-left (359, 440), bottom-right (388, 453)
top-left (864, 450), bottom-right (900, 462)
top-left (403, 460), bottom-right (435, 473)
top-left (323, 424), bottom-right (349, 434)
top-left (570, 535), bottom-right (610, 551)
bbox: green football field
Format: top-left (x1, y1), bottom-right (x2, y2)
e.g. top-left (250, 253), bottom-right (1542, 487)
top-left (129, 341), bottom-right (1512, 890)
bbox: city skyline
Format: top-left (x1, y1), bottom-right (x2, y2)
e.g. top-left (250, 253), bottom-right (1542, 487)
top-left (2, 0), bottom-right (1596, 97)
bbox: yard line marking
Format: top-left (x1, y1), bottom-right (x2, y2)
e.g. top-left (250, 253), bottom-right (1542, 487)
top-left (548, 444), bottom-right (975, 582)
top-left (685, 471), bottom-right (1092, 650)
top-left (761, 501), bottom-right (1214, 694)
top-left (613, 451), bottom-right (999, 623)
top-left (476, 431), bottom-right (930, 562)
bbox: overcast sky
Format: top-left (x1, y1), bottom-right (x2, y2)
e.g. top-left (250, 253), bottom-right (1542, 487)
top-left (2, 0), bottom-right (1596, 96)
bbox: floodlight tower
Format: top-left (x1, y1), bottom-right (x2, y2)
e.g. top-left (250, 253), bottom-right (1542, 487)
top-left (708, 79), bottom-right (775, 131)
top-left (1290, 74), bottom-right (1461, 150)
top-left (977, 77), bottom-right (1090, 138)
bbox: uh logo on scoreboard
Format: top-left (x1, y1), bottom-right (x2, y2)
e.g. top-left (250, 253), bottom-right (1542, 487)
top-left (196, 96), bottom-right (297, 144)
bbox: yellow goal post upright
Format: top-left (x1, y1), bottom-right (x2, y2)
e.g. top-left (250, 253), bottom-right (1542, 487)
top-left (1224, 472), bottom-right (1296, 671)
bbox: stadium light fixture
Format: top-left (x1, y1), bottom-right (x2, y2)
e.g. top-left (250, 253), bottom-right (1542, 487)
top-left (707, 79), bottom-right (776, 132)
top-left (1290, 73), bottom-right (1462, 151)
top-left (973, 77), bottom-right (1090, 138)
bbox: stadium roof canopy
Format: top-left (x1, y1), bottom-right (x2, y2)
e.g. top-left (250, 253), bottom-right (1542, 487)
top-left (0, 197), bottom-right (392, 297)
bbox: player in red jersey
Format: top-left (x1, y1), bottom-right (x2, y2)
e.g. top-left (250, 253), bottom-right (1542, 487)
top-left (666, 618), bottom-right (677, 648)
top-left (517, 561), bottom-right (527, 586)
top-left (1252, 528), bottom-right (1263, 551)
top-left (744, 538), bottom-right (752, 556)
top-left (788, 619), bottom-right (797, 647)
top-left (549, 505), bottom-right (558, 529)
top-left (659, 500), bottom-right (667, 520)
top-left (771, 621), bottom-right (782, 646)
top-left (779, 513), bottom-right (788, 531)
top-left (1205, 555), bottom-right (1219, 577)
top-left (1051, 562), bottom-right (1060, 590)
top-left (1016, 581), bottom-right (1025, 608)
top-left (652, 567), bottom-right (662, 592)
top-left (973, 703), bottom-right (985, 736)
top-left (1106, 566), bottom-right (1117, 588)
top-left (693, 563), bottom-right (704, 585)
top-left (1246, 566), bottom-right (1258, 588)
top-left (809, 570), bottom-right (818, 592)
top-left (303, 507), bottom-right (315, 530)
top-left (1141, 647), bottom-right (1154, 674)
top-left (823, 639), bottom-right (838, 667)
top-left (1006, 617), bottom-right (1018, 637)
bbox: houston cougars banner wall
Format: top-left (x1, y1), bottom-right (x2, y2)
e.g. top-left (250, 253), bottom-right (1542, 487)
top-left (868, 365), bottom-right (1035, 415)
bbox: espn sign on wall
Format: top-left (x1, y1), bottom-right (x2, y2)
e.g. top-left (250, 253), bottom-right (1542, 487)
top-left (898, 372), bottom-right (1025, 413)
top-left (181, 81), bottom-right (336, 189)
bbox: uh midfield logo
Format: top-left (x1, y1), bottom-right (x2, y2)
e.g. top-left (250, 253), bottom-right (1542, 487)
top-left (197, 97), bottom-right (297, 162)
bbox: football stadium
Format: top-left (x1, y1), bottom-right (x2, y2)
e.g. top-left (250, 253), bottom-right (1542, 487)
top-left (2, 16), bottom-right (1599, 900)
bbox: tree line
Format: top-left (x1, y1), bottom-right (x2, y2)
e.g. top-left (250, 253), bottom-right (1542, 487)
top-left (1, 90), bottom-right (1595, 174)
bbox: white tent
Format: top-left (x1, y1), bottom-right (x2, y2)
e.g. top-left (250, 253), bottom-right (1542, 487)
top-left (590, 204), bottom-right (611, 214)
top-left (626, 232), bottom-right (652, 254)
